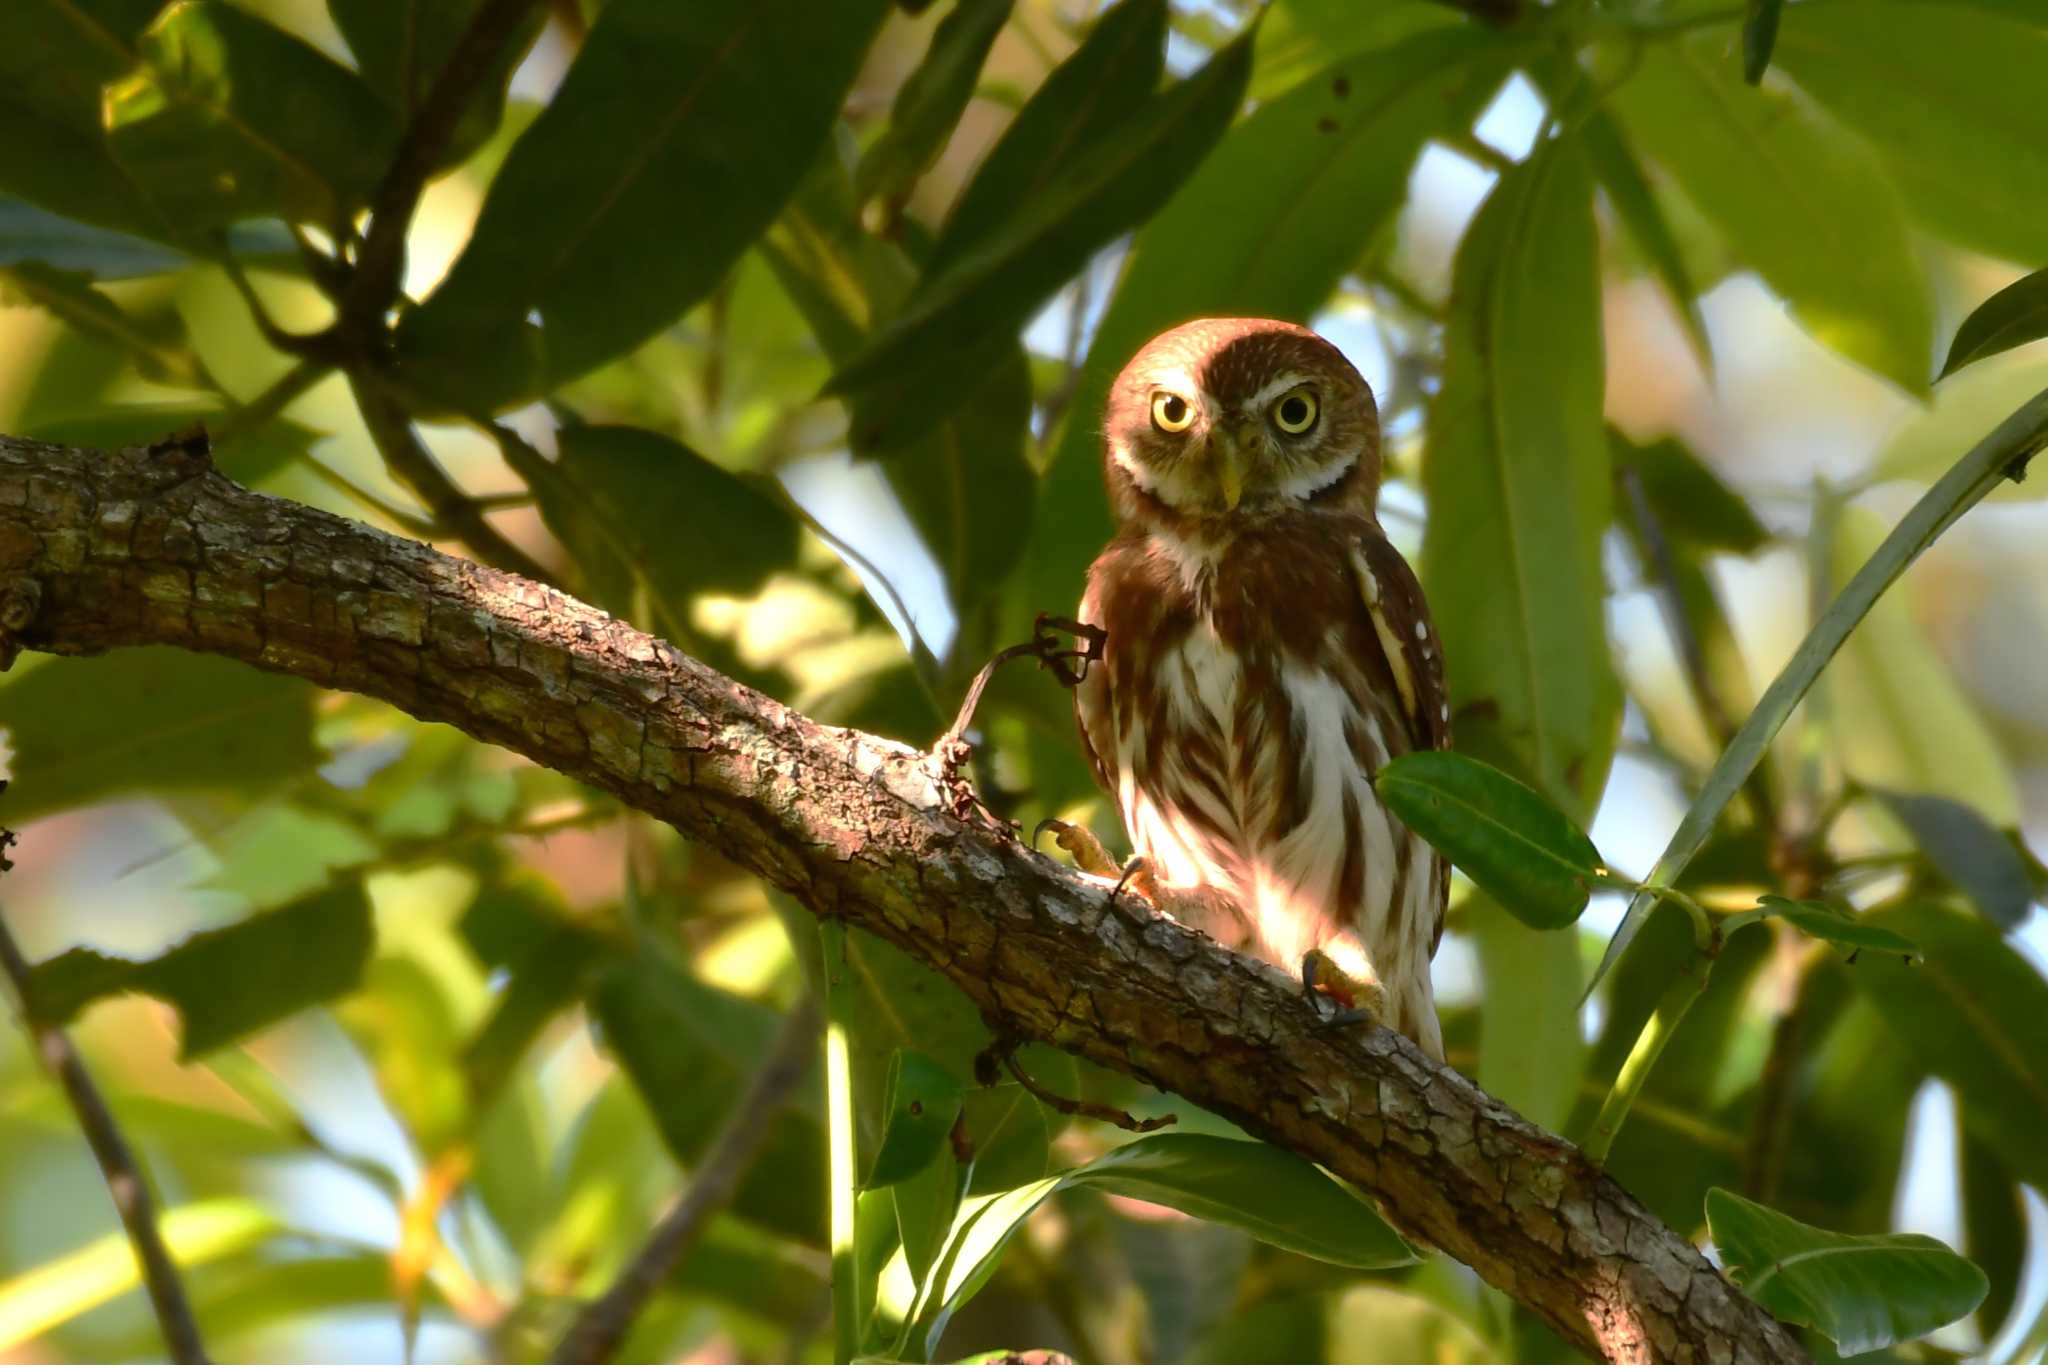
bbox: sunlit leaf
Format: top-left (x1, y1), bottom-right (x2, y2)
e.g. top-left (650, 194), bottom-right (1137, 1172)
top-left (1422, 133), bottom-right (1619, 819)
top-left (1872, 789), bottom-right (2034, 931)
top-left (29, 879), bottom-right (373, 1057)
top-left (1375, 751), bottom-right (1603, 930)
top-left (1938, 267), bottom-right (2048, 380)
top-left (1754, 896), bottom-right (1919, 959)
top-left (854, 0), bottom-right (1012, 209)
top-left (0, 648), bottom-right (321, 822)
top-left (865, 1049), bottom-right (965, 1189)
top-left (1707, 1186), bottom-right (1987, 1354)
top-left (395, 0), bottom-right (890, 410)
top-left (1612, 35), bottom-right (1933, 393)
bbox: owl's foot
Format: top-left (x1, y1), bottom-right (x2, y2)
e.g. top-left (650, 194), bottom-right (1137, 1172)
top-left (1301, 949), bottom-right (1387, 1031)
top-left (928, 615), bottom-right (1108, 825)
top-left (1032, 818), bottom-right (1124, 878)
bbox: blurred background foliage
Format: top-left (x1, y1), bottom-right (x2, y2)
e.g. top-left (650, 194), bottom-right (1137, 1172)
top-left (0, 0), bottom-right (2046, 1360)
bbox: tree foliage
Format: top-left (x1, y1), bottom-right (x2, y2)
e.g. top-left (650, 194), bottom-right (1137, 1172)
top-left (0, 1), bottom-right (2045, 1362)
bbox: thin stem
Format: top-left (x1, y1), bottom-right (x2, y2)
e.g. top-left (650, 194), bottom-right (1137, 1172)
top-left (210, 358), bottom-right (333, 447)
top-left (820, 919), bottom-right (861, 1365)
top-left (1583, 954), bottom-right (1714, 1166)
top-left (548, 997), bottom-right (822, 1365)
top-left (0, 832), bottom-right (212, 1363)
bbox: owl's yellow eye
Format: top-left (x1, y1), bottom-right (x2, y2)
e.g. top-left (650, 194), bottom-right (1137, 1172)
top-left (1271, 388), bottom-right (1319, 434)
top-left (1151, 391), bottom-right (1195, 433)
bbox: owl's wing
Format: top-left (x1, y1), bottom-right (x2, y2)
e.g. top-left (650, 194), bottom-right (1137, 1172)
top-left (1074, 576), bottom-right (1120, 799)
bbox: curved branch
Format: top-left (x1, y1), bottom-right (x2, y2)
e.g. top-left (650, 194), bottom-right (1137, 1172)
top-left (0, 431), bottom-right (1806, 1364)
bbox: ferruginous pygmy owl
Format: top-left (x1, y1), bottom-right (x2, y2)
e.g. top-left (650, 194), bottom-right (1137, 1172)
top-left (1070, 317), bottom-right (1450, 1060)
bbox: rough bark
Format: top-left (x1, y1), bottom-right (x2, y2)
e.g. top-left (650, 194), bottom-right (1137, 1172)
top-left (0, 431), bottom-right (1806, 1364)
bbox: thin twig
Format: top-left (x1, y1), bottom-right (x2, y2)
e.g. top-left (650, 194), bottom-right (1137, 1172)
top-left (209, 358), bottom-right (333, 447)
top-left (345, 0), bottom-right (545, 336)
top-left (1004, 1051), bottom-right (1175, 1134)
top-left (547, 997), bottom-right (822, 1365)
top-left (0, 822), bottom-right (212, 1364)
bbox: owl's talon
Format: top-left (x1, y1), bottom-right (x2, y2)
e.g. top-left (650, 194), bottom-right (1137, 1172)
top-left (1302, 948), bottom-right (1386, 1029)
top-left (1033, 818), bottom-right (1123, 878)
top-left (1112, 856), bottom-right (1160, 907)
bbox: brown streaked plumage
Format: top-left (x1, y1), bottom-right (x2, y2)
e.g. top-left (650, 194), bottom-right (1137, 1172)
top-left (1074, 317), bottom-right (1450, 1059)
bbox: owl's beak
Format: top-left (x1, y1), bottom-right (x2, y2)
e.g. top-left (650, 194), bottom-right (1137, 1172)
top-left (1213, 428), bottom-right (1252, 509)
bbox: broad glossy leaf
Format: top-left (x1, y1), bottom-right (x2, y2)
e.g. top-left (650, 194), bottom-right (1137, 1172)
top-left (1579, 110), bottom-right (1712, 371)
top-left (1422, 135), bottom-right (1618, 819)
top-left (855, 0), bottom-right (1012, 208)
top-left (1612, 36), bottom-right (1933, 393)
top-left (1851, 903), bottom-right (2048, 1192)
top-left (1611, 431), bottom-right (1764, 554)
top-left (28, 880), bottom-right (373, 1058)
top-left (105, 1), bottom-right (399, 232)
top-left (1249, 0), bottom-right (1457, 100)
top-left (1775, 0), bottom-right (2048, 268)
top-left (1470, 895), bottom-right (1581, 1132)
top-left (0, 648), bottom-right (320, 822)
top-left (1821, 506), bottom-right (2020, 821)
top-left (0, 103), bottom-right (171, 239)
top-left (1872, 789), bottom-right (2033, 931)
top-left (329, 0), bottom-right (544, 168)
top-left (828, 23), bottom-right (1253, 439)
top-left (865, 1049), bottom-right (965, 1188)
top-left (1375, 751), bottom-right (1603, 930)
top-left (1707, 1186), bottom-right (1987, 1353)
top-left (1754, 896), bottom-right (1919, 959)
top-left (0, 0), bottom-right (160, 130)
top-left (1036, 25), bottom-right (1518, 617)
top-left (395, 0), bottom-right (890, 410)
top-left (1938, 267), bottom-right (2048, 380)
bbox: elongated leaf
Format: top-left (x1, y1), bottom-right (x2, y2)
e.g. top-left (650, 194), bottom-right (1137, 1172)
top-left (0, 648), bottom-right (320, 822)
top-left (1610, 431), bottom-right (1764, 554)
top-left (1422, 134), bottom-right (1618, 818)
top-left (1470, 896), bottom-right (1582, 1132)
top-left (1873, 789), bottom-right (2034, 930)
top-left (1707, 1186), bottom-right (1986, 1353)
top-left (1578, 109), bottom-right (1712, 371)
top-left (329, 0), bottom-right (543, 169)
top-left (855, 0), bottom-right (1012, 208)
top-left (1035, 25), bottom-right (1518, 617)
top-left (865, 1049), bottom-right (965, 1188)
top-left (1775, 0), bottom-right (2048, 268)
top-left (1741, 0), bottom-right (1782, 83)
top-left (1849, 902), bottom-right (2048, 1192)
top-left (828, 24), bottom-right (1253, 444)
top-left (1375, 751), bottom-right (1603, 930)
top-left (396, 0), bottom-right (890, 410)
top-left (105, 1), bottom-right (399, 232)
top-left (1754, 896), bottom-right (1919, 958)
top-left (919, 1134), bottom-right (1412, 1356)
top-left (1939, 267), bottom-right (2048, 380)
top-left (28, 880), bottom-right (374, 1057)
top-left (0, 199), bottom-right (182, 276)
top-left (1612, 35), bottom-right (1933, 393)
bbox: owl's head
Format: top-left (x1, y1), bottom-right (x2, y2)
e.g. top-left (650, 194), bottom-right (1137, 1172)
top-left (1100, 317), bottom-right (1381, 532)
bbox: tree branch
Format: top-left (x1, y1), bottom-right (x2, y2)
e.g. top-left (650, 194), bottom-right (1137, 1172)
top-left (0, 431), bottom-right (1808, 1364)
top-left (0, 826), bottom-right (212, 1364)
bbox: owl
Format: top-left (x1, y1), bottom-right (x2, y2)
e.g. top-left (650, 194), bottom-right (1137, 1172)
top-left (1068, 317), bottom-right (1450, 1060)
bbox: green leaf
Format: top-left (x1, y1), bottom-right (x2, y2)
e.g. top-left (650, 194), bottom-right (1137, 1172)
top-left (1849, 902), bottom-right (2048, 1192)
top-left (1375, 751), bottom-right (1603, 930)
top-left (1470, 895), bottom-right (1582, 1132)
top-left (394, 0), bottom-right (890, 411)
top-left (1327, 1285), bottom-right (1501, 1365)
top-left (1611, 431), bottom-right (1764, 555)
top-left (105, 1), bottom-right (400, 232)
top-left (1741, 0), bottom-right (1782, 83)
top-left (865, 1049), bottom-right (965, 1188)
top-left (26, 406), bottom-right (313, 485)
top-left (918, 1134), bottom-right (1413, 1356)
top-left (329, 0), bottom-right (544, 169)
top-left (1035, 24), bottom-right (1518, 618)
top-left (1774, 0), bottom-right (2048, 268)
top-left (526, 423), bottom-right (800, 622)
top-left (1706, 1186), bottom-right (1987, 1354)
top-left (1, 262), bottom-right (214, 389)
top-left (0, 199), bottom-right (184, 277)
top-left (0, 648), bottom-right (320, 822)
top-left (854, 0), bottom-right (1012, 209)
top-left (1423, 134), bottom-right (1618, 819)
top-left (28, 879), bottom-right (374, 1058)
top-left (1754, 896), bottom-right (1919, 959)
top-left (893, 1143), bottom-right (967, 1289)
top-left (1612, 35), bottom-right (1933, 393)
top-left (828, 20), bottom-right (1254, 443)
top-left (1879, 352), bottom-right (2048, 502)
top-left (1938, 267), bottom-right (2048, 380)
top-left (1959, 1128), bottom-right (2027, 1342)
top-left (1578, 109), bottom-right (1713, 372)
top-left (1872, 789), bottom-right (2034, 931)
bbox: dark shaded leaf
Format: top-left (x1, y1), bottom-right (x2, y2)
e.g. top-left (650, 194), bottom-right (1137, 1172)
top-left (28, 880), bottom-right (373, 1058)
top-left (1850, 903), bottom-right (2048, 1191)
top-left (1959, 1127), bottom-right (2026, 1342)
top-left (1755, 896), bottom-right (1920, 958)
top-left (0, 648), bottom-right (320, 822)
top-left (1613, 35), bottom-right (1933, 393)
top-left (1742, 0), bottom-right (1782, 83)
top-left (855, 0), bottom-right (1012, 208)
top-left (0, 199), bottom-right (183, 277)
top-left (1376, 751), bottom-right (1603, 930)
top-left (894, 1144), bottom-right (967, 1288)
top-left (1872, 789), bottom-right (2034, 930)
top-left (1938, 267), bottom-right (2048, 380)
top-left (865, 1049), bottom-right (966, 1188)
top-left (1423, 134), bottom-right (1618, 818)
top-left (395, 0), bottom-right (890, 410)
top-left (1707, 1186), bottom-right (1986, 1353)
top-left (105, 1), bottom-right (399, 232)
top-left (1, 262), bottom-right (213, 389)
top-left (1611, 431), bottom-right (1764, 554)
top-left (329, 0), bottom-right (544, 168)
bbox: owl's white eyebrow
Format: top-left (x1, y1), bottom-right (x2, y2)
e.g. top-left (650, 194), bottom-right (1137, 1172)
top-left (1246, 371), bottom-right (1312, 409)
